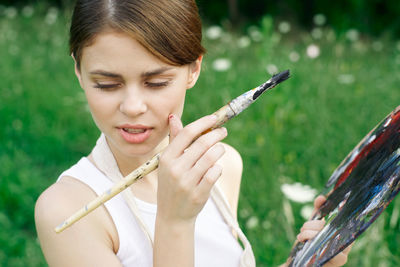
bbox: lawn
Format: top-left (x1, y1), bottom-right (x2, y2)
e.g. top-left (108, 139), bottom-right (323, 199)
top-left (1, 5), bottom-right (400, 267)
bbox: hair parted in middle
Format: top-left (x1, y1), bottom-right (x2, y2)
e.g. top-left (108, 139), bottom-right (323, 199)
top-left (70, 0), bottom-right (206, 69)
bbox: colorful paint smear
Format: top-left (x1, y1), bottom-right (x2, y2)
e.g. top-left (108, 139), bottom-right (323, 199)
top-left (288, 105), bottom-right (400, 267)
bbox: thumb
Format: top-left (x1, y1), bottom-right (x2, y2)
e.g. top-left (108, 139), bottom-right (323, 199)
top-left (168, 114), bottom-right (183, 143)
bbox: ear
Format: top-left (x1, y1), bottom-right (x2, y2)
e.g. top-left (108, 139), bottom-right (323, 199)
top-left (187, 55), bottom-right (203, 89)
top-left (72, 54), bottom-right (84, 88)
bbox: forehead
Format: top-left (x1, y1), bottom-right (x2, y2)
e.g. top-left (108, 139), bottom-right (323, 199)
top-left (80, 31), bottom-right (171, 73)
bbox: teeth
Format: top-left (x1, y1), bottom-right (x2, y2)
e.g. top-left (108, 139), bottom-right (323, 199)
top-left (123, 128), bottom-right (146, 133)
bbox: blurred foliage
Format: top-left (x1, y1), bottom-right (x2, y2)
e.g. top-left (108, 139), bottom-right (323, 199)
top-left (1, 0), bottom-right (400, 37)
top-left (202, 0), bottom-right (400, 38)
top-left (1, 2), bottom-right (400, 267)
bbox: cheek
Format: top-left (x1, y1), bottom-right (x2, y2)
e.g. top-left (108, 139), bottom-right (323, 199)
top-left (84, 90), bottom-right (118, 126)
top-left (156, 87), bottom-right (187, 117)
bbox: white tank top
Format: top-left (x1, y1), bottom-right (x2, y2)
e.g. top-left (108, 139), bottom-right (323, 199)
top-left (58, 157), bottom-right (244, 267)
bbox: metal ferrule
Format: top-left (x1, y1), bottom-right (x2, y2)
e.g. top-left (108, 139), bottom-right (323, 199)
top-left (228, 88), bottom-right (257, 116)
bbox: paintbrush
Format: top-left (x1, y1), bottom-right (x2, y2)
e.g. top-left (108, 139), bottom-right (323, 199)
top-left (55, 69), bottom-right (290, 233)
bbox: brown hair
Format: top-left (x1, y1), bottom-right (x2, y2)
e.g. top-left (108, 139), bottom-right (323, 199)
top-left (69, 0), bottom-right (205, 69)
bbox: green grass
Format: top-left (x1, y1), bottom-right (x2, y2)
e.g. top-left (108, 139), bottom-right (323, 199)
top-left (1, 5), bottom-right (400, 267)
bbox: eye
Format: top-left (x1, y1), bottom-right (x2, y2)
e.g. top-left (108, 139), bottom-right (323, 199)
top-left (145, 81), bottom-right (170, 89)
top-left (93, 83), bottom-right (122, 91)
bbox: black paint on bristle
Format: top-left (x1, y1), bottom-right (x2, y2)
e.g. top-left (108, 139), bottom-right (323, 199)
top-left (252, 70), bottom-right (290, 100)
top-left (271, 69), bottom-right (290, 84)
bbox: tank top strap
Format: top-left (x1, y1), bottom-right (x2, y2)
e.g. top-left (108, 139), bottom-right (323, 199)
top-left (211, 185), bottom-right (256, 267)
top-left (91, 134), bottom-right (154, 245)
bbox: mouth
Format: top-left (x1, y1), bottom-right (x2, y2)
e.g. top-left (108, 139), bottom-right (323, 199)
top-left (118, 124), bottom-right (153, 144)
top-left (122, 128), bottom-right (147, 134)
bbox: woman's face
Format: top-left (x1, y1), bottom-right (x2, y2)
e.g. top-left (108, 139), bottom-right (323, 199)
top-left (75, 31), bottom-right (201, 161)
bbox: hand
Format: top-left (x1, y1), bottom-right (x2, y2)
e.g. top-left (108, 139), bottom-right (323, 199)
top-left (156, 114), bottom-right (227, 224)
top-left (297, 196), bottom-right (352, 267)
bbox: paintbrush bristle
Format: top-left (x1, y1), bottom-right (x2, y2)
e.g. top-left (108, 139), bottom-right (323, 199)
top-left (252, 69), bottom-right (290, 100)
top-left (271, 69), bottom-right (290, 84)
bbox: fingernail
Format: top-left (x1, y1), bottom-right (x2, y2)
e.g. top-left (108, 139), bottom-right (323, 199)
top-left (221, 127), bottom-right (227, 135)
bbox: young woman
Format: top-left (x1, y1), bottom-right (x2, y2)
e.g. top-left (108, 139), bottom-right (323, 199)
top-left (35, 0), bottom-right (350, 266)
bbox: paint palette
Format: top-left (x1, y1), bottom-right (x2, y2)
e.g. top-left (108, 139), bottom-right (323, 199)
top-left (287, 105), bottom-right (400, 267)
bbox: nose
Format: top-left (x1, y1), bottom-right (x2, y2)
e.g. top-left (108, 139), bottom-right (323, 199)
top-left (119, 85), bottom-right (147, 117)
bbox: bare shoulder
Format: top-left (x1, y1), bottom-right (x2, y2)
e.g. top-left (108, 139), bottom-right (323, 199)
top-left (35, 177), bottom-right (97, 232)
top-left (35, 177), bottom-right (121, 267)
top-left (216, 142), bottom-right (243, 218)
top-left (218, 142), bottom-right (243, 176)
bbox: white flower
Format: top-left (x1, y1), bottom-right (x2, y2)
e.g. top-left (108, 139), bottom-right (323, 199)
top-left (212, 58), bottom-right (231, 72)
top-left (372, 41), bottom-right (383, 51)
top-left (311, 28), bottom-right (323, 39)
top-left (262, 220), bottom-right (271, 230)
top-left (313, 14), bottom-right (326, 26)
top-left (22, 6), bottom-right (34, 18)
top-left (45, 7), bottom-right (59, 25)
top-left (248, 26), bottom-right (263, 42)
top-left (237, 36), bottom-right (251, 48)
top-left (246, 216), bottom-right (259, 229)
top-left (278, 21), bottom-right (291, 34)
top-left (289, 51), bottom-right (300, 62)
top-left (205, 25), bottom-right (223, 40)
top-left (306, 44), bottom-right (320, 59)
top-left (281, 182), bottom-right (317, 203)
top-left (337, 74), bottom-right (355, 84)
top-left (353, 41), bottom-right (367, 53)
top-left (346, 29), bottom-right (359, 42)
top-left (5, 7), bottom-right (17, 19)
top-left (266, 64), bottom-right (278, 75)
top-left (300, 205), bottom-right (314, 220)
top-left (239, 208), bottom-right (250, 218)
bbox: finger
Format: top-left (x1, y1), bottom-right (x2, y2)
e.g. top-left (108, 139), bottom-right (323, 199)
top-left (300, 219), bottom-right (325, 232)
top-left (194, 164), bottom-right (223, 200)
top-left (189, 143), bottom-right (226, 184)
top-left (168, 114), bottom-right (183, 143)
top-left (311, 195), bottom-right (327, 218)
top-left (314, 195), bottom-right (327, 209)
top-left (166, 115), bottom-right (218, 157)
top-left (296, 229), bottom-right (320, 242)
top-left (180, 127), bottom-right (227, 168)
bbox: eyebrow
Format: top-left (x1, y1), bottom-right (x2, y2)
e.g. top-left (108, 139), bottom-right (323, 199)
top-left (141, 67), bottom-right (174, 78)
top-left (89, 67), bottom-right (174, 79)
top-left (89, 70), bottom-right (122, 78)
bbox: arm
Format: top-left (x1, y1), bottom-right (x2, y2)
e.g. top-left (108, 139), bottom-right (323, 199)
top-left (35, 177), bottom-right (122, 267)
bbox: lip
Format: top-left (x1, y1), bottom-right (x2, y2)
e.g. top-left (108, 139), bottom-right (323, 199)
top-left (118, 124), bottom-right (153, 144)
top-left (118, 124), bottom-right (152, 130)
